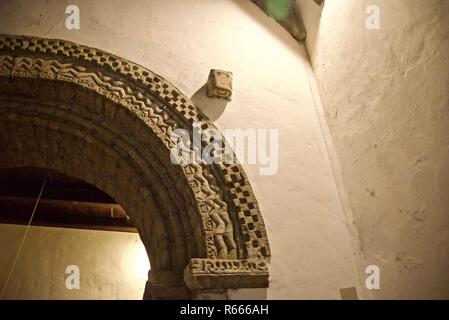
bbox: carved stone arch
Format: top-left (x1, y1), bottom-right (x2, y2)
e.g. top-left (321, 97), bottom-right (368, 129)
top-left (0, 35), bottom-right (270, 299)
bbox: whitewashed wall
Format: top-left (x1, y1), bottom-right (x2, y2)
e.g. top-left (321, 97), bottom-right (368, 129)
top-left (0, 224), bottom-right (149, 299)
top-left (297, 0), bottom-right (449, 299)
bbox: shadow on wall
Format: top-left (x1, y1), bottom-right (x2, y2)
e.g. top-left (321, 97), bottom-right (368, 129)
top-left (294, 0), bottom-right (325, 66)
top-left (230, 0), bottom-right (308, 60)
top-left (191, 84), bottom-right (228, 122)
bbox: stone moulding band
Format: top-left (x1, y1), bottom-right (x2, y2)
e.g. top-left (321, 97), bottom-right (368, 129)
top-left (0, 34), bottom-right (270, 292)
top-left (184, 258), bottom-right (269, 289)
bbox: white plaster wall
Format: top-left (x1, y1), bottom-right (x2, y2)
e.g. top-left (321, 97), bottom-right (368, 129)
top-left (297, 0), bottom-right (449, 299)
top-left (0, 0), bottom-right (363, 299)
top-left (0, 224), bottom-right (149, 299)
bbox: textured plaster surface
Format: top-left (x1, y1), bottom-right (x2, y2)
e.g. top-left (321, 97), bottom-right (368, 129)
top-left (0, 224), bottom-right (149, 299)
top-left (298, 0), bottom-right (449, 299)
top-left (0, 0), bottom-right (362, 298)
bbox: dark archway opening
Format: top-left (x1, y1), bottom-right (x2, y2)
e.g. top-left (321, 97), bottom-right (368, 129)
top-left (0, 167), bottom-right (137, 232)
top-left (0, 167), bottom-right (150, 300)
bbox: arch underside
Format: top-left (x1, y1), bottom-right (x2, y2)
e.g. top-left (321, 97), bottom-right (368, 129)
top-left (0, 35), bottom-right (270, 296)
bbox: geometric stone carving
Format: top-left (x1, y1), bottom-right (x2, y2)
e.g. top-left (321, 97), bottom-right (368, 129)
top-left (0, 34), bottom-right (270, 299)
top-left (206, 69), bottom-right (233, 101)
top-left (184, 258), bottom-right (269, 289)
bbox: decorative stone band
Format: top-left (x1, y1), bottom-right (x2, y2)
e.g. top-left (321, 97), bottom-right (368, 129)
top-left (0, 34), bottom-right (271, 292)
top-left (184, 258), bottom-right (269, 289)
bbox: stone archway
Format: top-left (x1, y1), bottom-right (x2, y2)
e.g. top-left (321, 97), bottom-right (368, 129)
top-left (0, 35), bottom-right (270, 299)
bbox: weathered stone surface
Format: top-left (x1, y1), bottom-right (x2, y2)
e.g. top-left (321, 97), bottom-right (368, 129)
top-left (184, 258), bottom-right (269, 289)
top-left (144, 282), bottom-right (191, 300)
top-left (206, 69), bottom-right (233, 101)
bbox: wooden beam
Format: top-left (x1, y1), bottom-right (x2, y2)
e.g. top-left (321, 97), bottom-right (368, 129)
top-left (0, 196), bottom-right (137, 232)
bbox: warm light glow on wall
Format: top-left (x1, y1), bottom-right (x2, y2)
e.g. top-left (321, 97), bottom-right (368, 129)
top-left (127, 238), bottom-right (151, 279)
